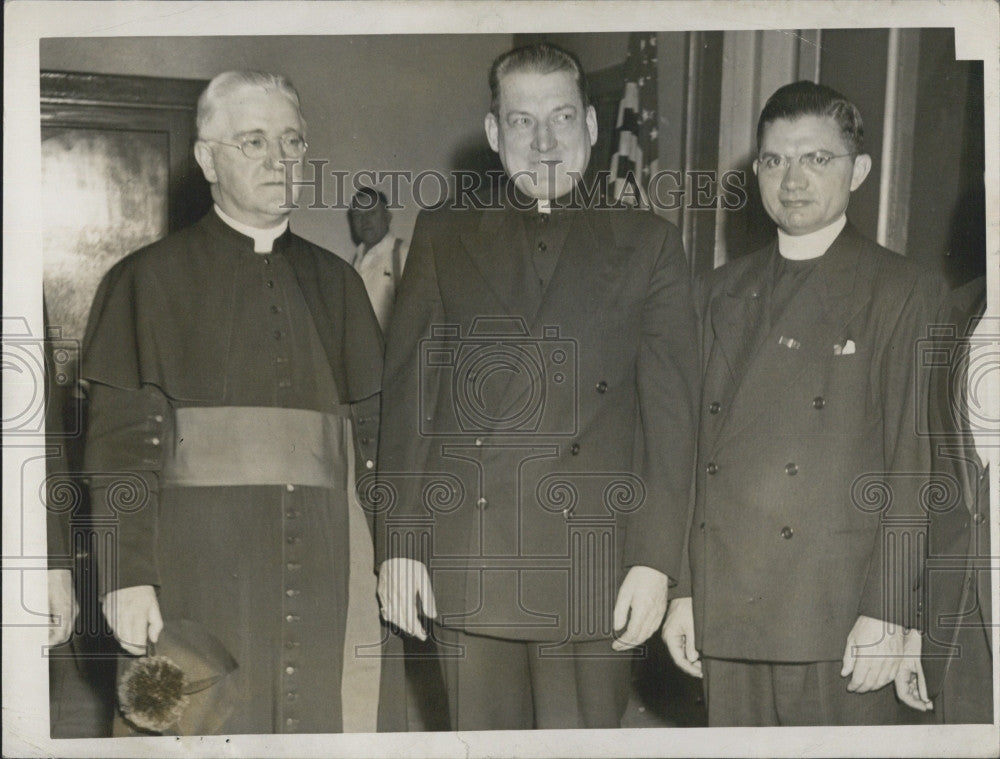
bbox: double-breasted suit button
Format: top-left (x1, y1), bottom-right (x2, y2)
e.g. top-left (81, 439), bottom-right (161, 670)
top-left (780, 526), bottom-right (794, 539)
top-left (365, 459), bottom-right (374, 469)
top-left (570, 443), bottom-right (580, 455)
top-left (149, 437), bottom-right (161, 446)
top-left (596, 381), bottom-right (608, 393)
top-left (709, 401), bottom-right (721, 414)
top-left (813, 396), bottom-right (826, 409)
top-left (152, 414), bottom-right (164, 423)
top-left (285, 665), bottom-right (295, 675)
top-left (785, 462), bottom-right (798, 475)
top-left (706, 462), bottom-right (718, 475)
top-left (476, 497), bottom-right (488, 509)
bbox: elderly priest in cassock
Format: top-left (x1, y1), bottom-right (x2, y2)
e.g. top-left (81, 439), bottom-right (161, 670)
top-left (81, 70), bottom-right (400, 734)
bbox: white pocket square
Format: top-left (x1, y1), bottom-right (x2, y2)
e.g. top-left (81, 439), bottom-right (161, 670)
top-left (834, 339), bottom-right (856, 356)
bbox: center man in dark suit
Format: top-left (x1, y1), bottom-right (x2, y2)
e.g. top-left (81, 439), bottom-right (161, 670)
top-left (376, 42), bottom-right (699, 729)
top-left (662, 80), bottom-right (948, 726)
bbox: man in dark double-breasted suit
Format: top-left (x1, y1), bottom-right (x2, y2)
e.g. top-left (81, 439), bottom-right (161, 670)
top-left (922, 276), bottom-right (993, 723)
top-left (663, 81), bottom-right (948, 725)
top-left (376, 42), bottom-right (699, 730)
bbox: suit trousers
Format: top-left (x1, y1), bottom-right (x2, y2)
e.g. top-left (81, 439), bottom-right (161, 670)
top-left (701, 658), bottom-right (919, 726)
top-left (434, 627), bottom-right (632, 730)
top-left (936, 621), bottom-right (993, 724)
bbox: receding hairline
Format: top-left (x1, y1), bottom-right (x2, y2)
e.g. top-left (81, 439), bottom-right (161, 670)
top-left (196, 71), bottom-right (304, 140)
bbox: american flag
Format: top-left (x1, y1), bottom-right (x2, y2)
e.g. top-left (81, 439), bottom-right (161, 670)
top-left (609, 33), bottom-right (659, 205)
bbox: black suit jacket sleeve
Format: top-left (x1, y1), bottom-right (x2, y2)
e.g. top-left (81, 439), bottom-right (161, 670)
top-left (375, 211), bottom-right (445, 566)
top-left (625, 221), bottom-right (699, 580)
top-left (857, 272), bottom-right (949, 629)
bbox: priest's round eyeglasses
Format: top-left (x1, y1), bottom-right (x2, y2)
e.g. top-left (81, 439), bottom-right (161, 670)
top-left (202, 132), bottom-right (308, 160)
top-left (757, 151), bottom-right (854, 173)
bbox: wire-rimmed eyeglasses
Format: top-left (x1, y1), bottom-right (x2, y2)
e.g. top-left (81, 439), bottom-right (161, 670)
top-left (201, 132), bottom-right (308, 160)
top-left (757, 151), bottom-right (855, 172)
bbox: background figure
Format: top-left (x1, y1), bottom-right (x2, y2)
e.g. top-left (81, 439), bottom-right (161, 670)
top-left (922, 274), bottom-right (993, 724)
top-left (348, 187), bottom-right (410, 332)
top-left (663, 80), bottom-right (947, 726)
top-left (82, 70), bottom-right (402, 734)
top-left (377, 42), bottom-right (698, 730)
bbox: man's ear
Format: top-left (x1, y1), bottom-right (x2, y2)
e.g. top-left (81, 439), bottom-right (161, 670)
top-left (850, 153), bottom-right (872, 191)
top-left (194, 141), bottom-right (218, 184)
top-left (484, 113), bottom-right (500, 153)
top-left (585, 105), bottom-right (598, 147)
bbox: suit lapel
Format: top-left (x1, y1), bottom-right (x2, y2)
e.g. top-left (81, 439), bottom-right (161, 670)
top-left (459, 209), bottom-right (541, 318)
top-left (533, 208), bottom-right (625, 328)
top-left (712, 225), bottom-right (867, 446)
top-left (710, 246), bottom-right (772, 393)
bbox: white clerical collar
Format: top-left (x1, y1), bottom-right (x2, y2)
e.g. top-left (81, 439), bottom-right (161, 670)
top-left (777, 215), bottom-right (847, 261)
top-left (537, 198), bottom-right (552, 214)
top-left (214, 205), bottom-right (288, 253)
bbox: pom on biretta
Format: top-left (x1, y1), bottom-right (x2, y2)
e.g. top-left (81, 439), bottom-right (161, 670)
top-left (116, 619), bottom-right (239, 735)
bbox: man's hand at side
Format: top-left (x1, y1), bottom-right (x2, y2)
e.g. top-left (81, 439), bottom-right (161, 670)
top-left (103, 584), bottom-right (163, 656)
top-left (611, 565), bottom-right (668, 651)
top-left (662, 596), bottom-right (702, 678)
top-left (377, 558), bottom-right (437, 641)
top-left (840, 614), bottom-right (904, 693)
top-left (48, 568), bottom-right (78, 646)
top-left (895, 628), bottom-right (933, 712)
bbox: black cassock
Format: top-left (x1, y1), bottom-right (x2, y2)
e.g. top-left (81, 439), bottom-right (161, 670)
top-left (82, 212), bottom-right (398, 734)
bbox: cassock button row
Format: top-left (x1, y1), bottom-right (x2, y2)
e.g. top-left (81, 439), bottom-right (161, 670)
top-left (706, 462), bottom-right (718, 475)
top-left (785, 463), bottom-right (798, 475)
top-left (780, 526), bottom-right (794, 539)
top-left (709, 402), bottom-right (721, 414)
top-left (285, 666), bottom-right (295, 675)
top-left (813, 397), bottom-right (826, 409)
top-left (596, 381), bottom-right (608, 393)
